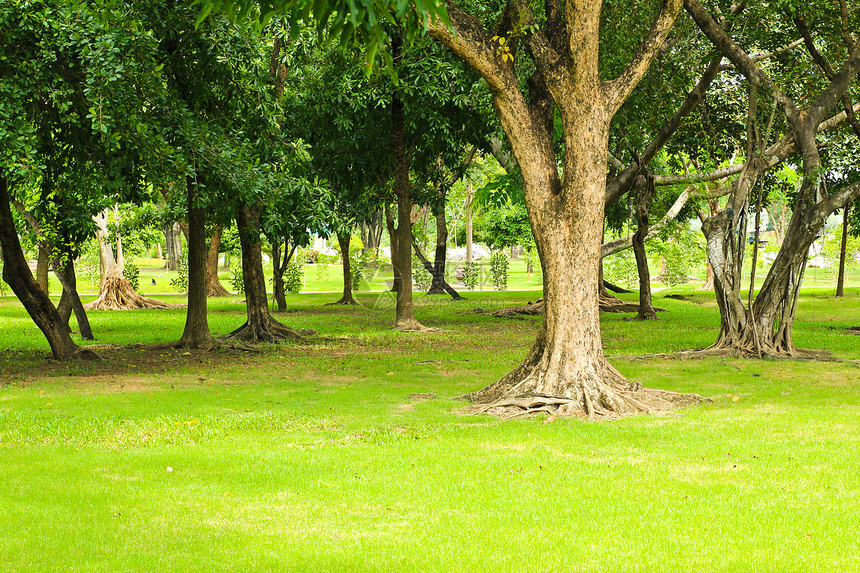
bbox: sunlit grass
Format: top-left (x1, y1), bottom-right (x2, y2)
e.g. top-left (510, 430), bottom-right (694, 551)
top-left (1, 286), bottom-right (859, 571)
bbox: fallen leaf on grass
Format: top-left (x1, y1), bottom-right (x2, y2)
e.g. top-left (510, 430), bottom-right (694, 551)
top-left (542, 414), bottom-right (558, 425)
top-left (732, 395), bottom-right (740, 402)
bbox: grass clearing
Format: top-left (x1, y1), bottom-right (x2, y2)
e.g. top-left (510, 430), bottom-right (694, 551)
top-left (1, 287), bottom-right (859, 571)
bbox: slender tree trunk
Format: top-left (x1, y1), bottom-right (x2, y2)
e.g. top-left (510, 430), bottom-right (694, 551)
top-left (633, 175), bottom-right (657, 320)
top-left (113, 204), bottom-right (124, 269)
top-left (385, 205), bottom-right (401, 294)
top-left (0, 177), bottom-right (96, 360)
top-left (156, 241), bottom-right (163, 261)
top-left (698, 261), bottom-right (715, 291)
top-left (329, 232), bottom-right (358, 305)
top-left (205, 224), bottom-right (230, 297)
top-left (178, 174), bottom-right (217, 348)
top-left (55, 259), bottom-right (94, 340)
top-left (164, 223), bottom-right (179, 271)
top-left (391, 69), bottom-right (424, 331)
top-left (271, 241), bottom-right (288, 312)
top-left (225, 206), bottom-right (304, 342)
top-left (413, 241), bottom-right (464, 300)
top-left (836, 204), bottom-right (850, 297)
top-left (465, 181), bottom-right (474, 264)
top-left (426, 211), bottom-right (458, 297)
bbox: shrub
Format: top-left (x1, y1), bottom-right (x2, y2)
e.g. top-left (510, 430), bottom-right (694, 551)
top-left (462, 261), bottom-right (478, 290)
top-left (603, 249), bottom-right (638, 289)
top-left (489, 251), bottom-right (509, 291)
top-left (229, 266), bottom-right (244, 295)
top-left (123, 260), bottom-right (141, 291)
top-left (169, 254), bottom-right (188, 292)
top-left (284, 262), bottom-right (303, 294)
top-left (412, 255), bottom-right (432, 291)
top-left (352, 250), bottom-right (379, 290)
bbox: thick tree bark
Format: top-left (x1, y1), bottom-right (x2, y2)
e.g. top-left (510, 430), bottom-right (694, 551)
top-left (85, 209), bottom-right (178, 311)
top-left (632, 175), bottom-right (657, 320)
top-left (177, 175), bottom-right (218, 349)
top-left (328, 232), bottom-right (358, 305)
top-left (36, 246), bottom-right (49, 295)
top-left (0, 177), bottom-right (97, 360)
top-left (224, 205), bottom-right (304, 342)
top-left (206, 224), bottom-right (230, 297)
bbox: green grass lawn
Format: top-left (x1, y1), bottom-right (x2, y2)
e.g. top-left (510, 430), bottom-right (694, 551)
top-left (1, 286), bottom-right (860, 571)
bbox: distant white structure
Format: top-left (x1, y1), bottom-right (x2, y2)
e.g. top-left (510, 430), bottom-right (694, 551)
top-left (448, 245), bottom-right (490, 261)
top-left (312, 235), bottom-right (336, 256)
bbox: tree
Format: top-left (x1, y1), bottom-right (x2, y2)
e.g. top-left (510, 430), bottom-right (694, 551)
top-left (0, 0), bottom-right (169, 358)
top-left (685, 0), bottom-right (860, 356)
top-left (420, 0), bottom-right (701, 416)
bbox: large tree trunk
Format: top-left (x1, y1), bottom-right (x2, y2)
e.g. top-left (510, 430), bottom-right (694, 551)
top-left (224, 205), bottom-right (304, 342)
top-left (470, 117), bottom-right (661, 416)
top-left (84, 209), bottom-right (178, 311)
top-left (177, 175), bottom-right (218, 349)
top-left (685, 0), bottom-right (860, 356)
top-left (328, 232), bottom-right (358, 305)
top-left (632, 175), bottom-right (657, 320)
top-left (0, 177), bottom-right (97, 360)
top-left (426, 0), bottom-right (693, 418)
top-left (206, 225), bottom-right (230, 297)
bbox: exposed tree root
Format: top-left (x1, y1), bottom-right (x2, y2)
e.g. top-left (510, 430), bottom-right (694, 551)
top-left (150, 340), bottom-right (257, 353)
top-left (487, 296), bottom-right (666, 318)
top-left (470, 386), bottom-right (706, 420)
top-left (394, 319), bottom-right (438, 333)
top-left (68, 347), bottom-right (103, 361)
top-left (84, 276), bottom-right (183, 311)
top-left (206, 281), bottom-right (231, 297)
top-left (620, 346), bottom-right (834, 361)
top-left (326, 296), bottom-right (360, 306)
top-left (222, 317), bottom-right (314, 344)
top-left (467, 359), bottom-right (706, 420)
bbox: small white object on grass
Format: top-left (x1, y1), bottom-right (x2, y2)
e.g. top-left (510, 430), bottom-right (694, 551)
top-left (166, 466), bottom-right (173, 473)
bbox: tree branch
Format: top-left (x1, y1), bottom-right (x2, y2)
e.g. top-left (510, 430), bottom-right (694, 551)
top-left (717, 38), bottom-right (804, 71)
top-left (684, 0), bottom-right (798, 117)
